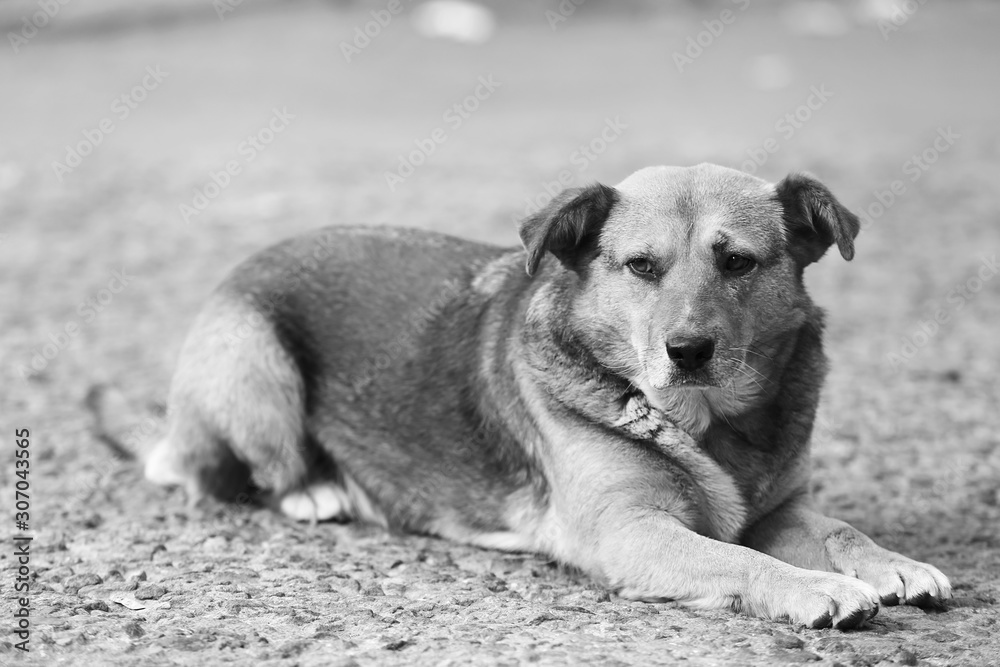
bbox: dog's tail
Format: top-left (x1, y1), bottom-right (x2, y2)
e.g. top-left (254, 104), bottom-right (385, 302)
top-left (85, 383), bottom-right (167, 463)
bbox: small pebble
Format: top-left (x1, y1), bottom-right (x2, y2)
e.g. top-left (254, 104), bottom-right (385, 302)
top-left (135, 584), bottom-right (166, 600)
top-left (64, 573), bottom-right (102, 593)
top-left (384, 639), bottom-right (411, 651)
top-left (771, 649), bottom-right (820, 663)
top-left (362, 583), bottom-right (385, 597)
top-left (773, 633), bottom-right (806, 649)
top-left (926, 630), bottom-right (961, 643)
top-left (123, 621), bottom-right (144, 639)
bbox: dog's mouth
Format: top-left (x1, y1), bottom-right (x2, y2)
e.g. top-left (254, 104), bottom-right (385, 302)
top-left (649, 365), bottom-right (725, 391)
top-left (635, 368), bottom-right (720, 403)
top-left (669, 368), bottom-right (717, 387)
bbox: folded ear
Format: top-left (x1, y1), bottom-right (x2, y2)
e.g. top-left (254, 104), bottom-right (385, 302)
top-left (775, 173), bottom-right (860, 267)
top-left (518, 183), bottom-right (619, 276)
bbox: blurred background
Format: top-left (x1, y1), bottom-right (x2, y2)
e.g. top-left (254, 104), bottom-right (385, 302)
top-left (1, 0), bottom-right (998, 664)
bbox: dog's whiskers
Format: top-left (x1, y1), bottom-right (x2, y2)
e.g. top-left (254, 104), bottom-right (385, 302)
top-left (740, 361), bottom-right (772, 384)
top-left (727, 345), bottom-right (774, 362)
top-left (733, 364), bottom-right (770, 396)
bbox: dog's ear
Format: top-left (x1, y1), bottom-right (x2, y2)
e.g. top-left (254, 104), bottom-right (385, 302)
top-left (518, 183), bottom-right (619, 277)
top-left (775, 173), bottom-right (860, 266)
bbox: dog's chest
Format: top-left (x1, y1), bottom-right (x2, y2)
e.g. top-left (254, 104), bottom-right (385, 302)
top-left (700, 420), bottom-right (806, 526)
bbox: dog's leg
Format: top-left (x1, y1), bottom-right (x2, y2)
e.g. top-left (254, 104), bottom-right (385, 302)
top-left (526, 396), bottom-right (880, 627)
top-left (144, 414), bottom-right (254, 504)
top-left (583, 502), bottom-right (881, 629)
top-left (742, 496), bottom-right (952, 607)
top-left (150, 296), bottom-right (311, 503)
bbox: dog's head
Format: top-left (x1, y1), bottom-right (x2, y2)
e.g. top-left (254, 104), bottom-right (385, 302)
top-left (519, 164), bottom-right (860, 428)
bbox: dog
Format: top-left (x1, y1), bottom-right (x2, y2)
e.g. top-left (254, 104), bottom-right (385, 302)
top-left (128, 163), bottom-right (950, 628)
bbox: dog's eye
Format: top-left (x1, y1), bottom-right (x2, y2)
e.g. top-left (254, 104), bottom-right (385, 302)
top-left (723, 254), bottom-right (756, 276)
top-left (627, 259), bottom-right (655, 276)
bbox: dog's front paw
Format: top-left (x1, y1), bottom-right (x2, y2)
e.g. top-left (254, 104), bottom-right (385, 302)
top-left (825, 529), bottom-right (952, 607)
top-left (844, 552), bottom-right (951, 607)
top-left (769, 569), bottom-right (880, 629)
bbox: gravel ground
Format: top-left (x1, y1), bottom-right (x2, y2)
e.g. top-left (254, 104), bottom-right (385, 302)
top-left (1, 2), bottom-right (999, 665)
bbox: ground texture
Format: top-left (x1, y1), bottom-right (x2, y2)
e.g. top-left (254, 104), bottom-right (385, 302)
top-left (1, 1), bottom-right (999, 665)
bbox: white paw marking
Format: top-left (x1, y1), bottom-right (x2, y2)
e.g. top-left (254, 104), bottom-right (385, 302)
top-left (143, 439), bottom-right (187, 487)
top-left (279, 482), bottom-right (349, 523)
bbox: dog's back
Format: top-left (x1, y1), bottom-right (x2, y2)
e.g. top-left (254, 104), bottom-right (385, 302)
top-left (147, 226), bottom-right (543, 539)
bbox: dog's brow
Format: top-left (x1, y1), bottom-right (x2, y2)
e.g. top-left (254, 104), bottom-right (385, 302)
top-left (711, 230), bottom-right (762, 260)
top-left (710, 230), bottom-right (744, 254)
top-left (618, 240), bottom-right (659, 261)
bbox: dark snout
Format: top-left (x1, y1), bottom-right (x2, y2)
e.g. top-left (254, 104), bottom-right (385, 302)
top-left (666, 336), bottom-right (715, 371)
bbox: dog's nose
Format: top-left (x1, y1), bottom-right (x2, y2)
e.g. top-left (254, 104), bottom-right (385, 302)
top-left (666, 337), bottom-right (715, 371)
